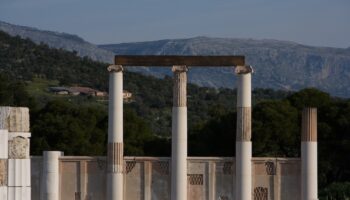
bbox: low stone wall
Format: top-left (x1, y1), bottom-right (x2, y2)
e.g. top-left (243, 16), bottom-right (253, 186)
top-left (31, 156), bottom-right (300, 200)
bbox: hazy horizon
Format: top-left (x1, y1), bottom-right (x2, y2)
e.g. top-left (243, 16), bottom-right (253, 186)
top-left (1, 0), bottom-right (349, 48)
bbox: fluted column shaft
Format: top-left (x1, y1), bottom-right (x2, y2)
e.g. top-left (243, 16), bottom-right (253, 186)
top-left (107, 65), bottom-right (124, 200)
top-left (171, 66), bottom-right (188, 200)
top-left (235, 66), bottom-right (253, 200)
top-left (301, 108), bottom-right (318, 200)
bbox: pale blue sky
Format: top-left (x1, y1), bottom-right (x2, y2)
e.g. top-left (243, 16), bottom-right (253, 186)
top-left (0, 0), bottom-right (349, 48)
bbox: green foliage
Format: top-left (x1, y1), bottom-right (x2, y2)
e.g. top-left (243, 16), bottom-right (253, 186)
top-left (288, 88), bottom-right (332, 109)
top-left (0, 73), bottom-right (37, 109)
top-left (319, 182), bottom-right (350, 200)
top-left (252, 100), bottom-right (299, 157)
top-left (123, 108), bottom-right (153, 156)
top-left (189, 112), bottom-right (236, 156)
top-left (31, 100), bottom-right (107, 155)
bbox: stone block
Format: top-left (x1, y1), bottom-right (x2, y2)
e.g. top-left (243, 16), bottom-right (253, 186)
top-left (0, 107), bottom-right (30, 132)
top-left (0, 130), bottom-right (8, 159)
top-left (8, 159), bottom-right (31, 187)
top-left (0, 186), bottom-right (8, 200)
top-left (8, 186), bottom-right (31, 200)
top-left (0, 160), bottom-right (7, 186)
top-left (8, 135), bottom-right (30, 159)
top-left (8, 132), bottom-right (31, 140)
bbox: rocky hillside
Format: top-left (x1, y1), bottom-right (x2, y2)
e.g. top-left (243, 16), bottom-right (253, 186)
top-left (1, 20), bottom-right (350, 97)
top-left (101, 37), bottom-right (350, 97)
top-left (0, 20), bottom-right (114, 63)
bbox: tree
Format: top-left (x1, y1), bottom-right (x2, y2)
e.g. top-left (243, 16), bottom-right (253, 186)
top-left (252, 100), bottom-right (299, 157)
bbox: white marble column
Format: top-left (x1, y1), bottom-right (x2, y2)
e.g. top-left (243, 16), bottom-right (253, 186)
top-left (235, 66), bottom-right (253, 200)
top-left (41, 151), bottom-right (63, 200)
top-left (171, 66), bottom-right (188, 200)
top-left (301, 108), bottom-right (318, 200)
top-left (107, 65), bottom-right (124, 200)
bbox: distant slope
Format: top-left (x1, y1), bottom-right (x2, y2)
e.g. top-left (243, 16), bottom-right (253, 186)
top-left (1, 20), bottom-right (350, 97)
top-left (0, 20), bottom-right (114, 63)
top-left (100, 37), bottom-right (350, 97)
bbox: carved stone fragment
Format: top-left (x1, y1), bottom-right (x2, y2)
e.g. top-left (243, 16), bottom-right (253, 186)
top-left (218, 196), bottom-right (229, 200)
top-left (0, 107), bottom-right (30, 132)
top-left (8, 136), bottom-right (28, 159)
top-left (125, 161), bottom-right (136, 174)
top-left (265, 161), bottom-right (276, 175)
top-left (235, 65), bottom-right (254, 74)
top-left (107, 65), bottom-right (123, 73)
top-left (188, 174), bottom-right (203, 185)
top-left (254, 187), bottom-right (268, 200)
top-left (153, 161), bottom-right (169, 175)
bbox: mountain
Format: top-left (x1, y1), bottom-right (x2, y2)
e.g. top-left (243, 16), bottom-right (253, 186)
top-left (1, 20), bottom-right (350, 97)
top-left (0, 20), bottom-right (114, 63)
top-left (100, 37), bottom-right (350, 97)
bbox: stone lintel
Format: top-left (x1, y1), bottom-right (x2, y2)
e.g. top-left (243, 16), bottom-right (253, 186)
top-left (301, 107), bottom-right (317, 142)
top-left (115, 55), bottom-right (245, 66)
top-left (107, 65), bottom-right (123, 73)
top-left (235, 65), bottom-right (254, 74)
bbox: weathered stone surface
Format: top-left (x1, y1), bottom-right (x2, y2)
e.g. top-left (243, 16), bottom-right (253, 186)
top-left (0, 130), bottom-right (8, 159)
top-left (0, 107), bottom-right (30, 132)
top-left (236, 107), bottom-right (252, 141)
top-left (0, 159), bottom-right (7, 186)
top-left (153, 161), bottom-right (169, 175)
top-left (235, 65), bottom-right (254, 74)
top-left (107, 142), bottom-right (123, 173)
top-left (31, 157), bottom-right (301, 200)
top-left (8, 137), bottom-right (29, 159)
top-left (301, 107), bottom-right (317, 141)
top-left (172, 66), bottom-right (188, 107)
top-left (107, 65), bottom-right (123, 73)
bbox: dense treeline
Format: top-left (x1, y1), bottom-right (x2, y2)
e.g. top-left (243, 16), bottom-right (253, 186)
top-left (1, 30), bottom-right (349, 198)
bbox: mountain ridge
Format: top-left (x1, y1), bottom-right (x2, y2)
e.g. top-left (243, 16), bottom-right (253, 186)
top-left (1, 20), bottom-right (350, 97)
top-left (0, 20), bottom-right (114, 63)
top-left (100, 37), bottom-right (350, 97)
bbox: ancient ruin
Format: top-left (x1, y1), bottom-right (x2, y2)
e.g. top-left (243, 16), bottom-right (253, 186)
top-left (0, 56), bottom-right (318, 200)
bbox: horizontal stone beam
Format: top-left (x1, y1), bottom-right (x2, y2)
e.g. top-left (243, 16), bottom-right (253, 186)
top-left (114, 55), bottom-right (245, 66)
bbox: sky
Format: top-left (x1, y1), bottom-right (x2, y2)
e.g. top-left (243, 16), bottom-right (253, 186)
top-left (0, 0), bottom-right (349, 48)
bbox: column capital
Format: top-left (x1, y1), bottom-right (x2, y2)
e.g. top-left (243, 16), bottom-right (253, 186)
top-left (172, 65), bottom-right (188, 73)
top-left (235, 65), bottom-right (254, 74)
top-left (107, 65), bottom-right (123, 73)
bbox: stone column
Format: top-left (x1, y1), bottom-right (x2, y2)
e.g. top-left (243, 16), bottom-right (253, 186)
top-left (171, 66), bottom-right (188, 200)
top-left (0, 129), bottom-right (8, 200)
top-left (107, 65), bottom-right (124, 200)
top-left (301, 108), bottom-right (318, 200)
top-left (0, 107), bottom-right (31, 200)
top-left (41, 151), bottom-right (63, 200)
top-left (235, 66), bottom-right (253, 200)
